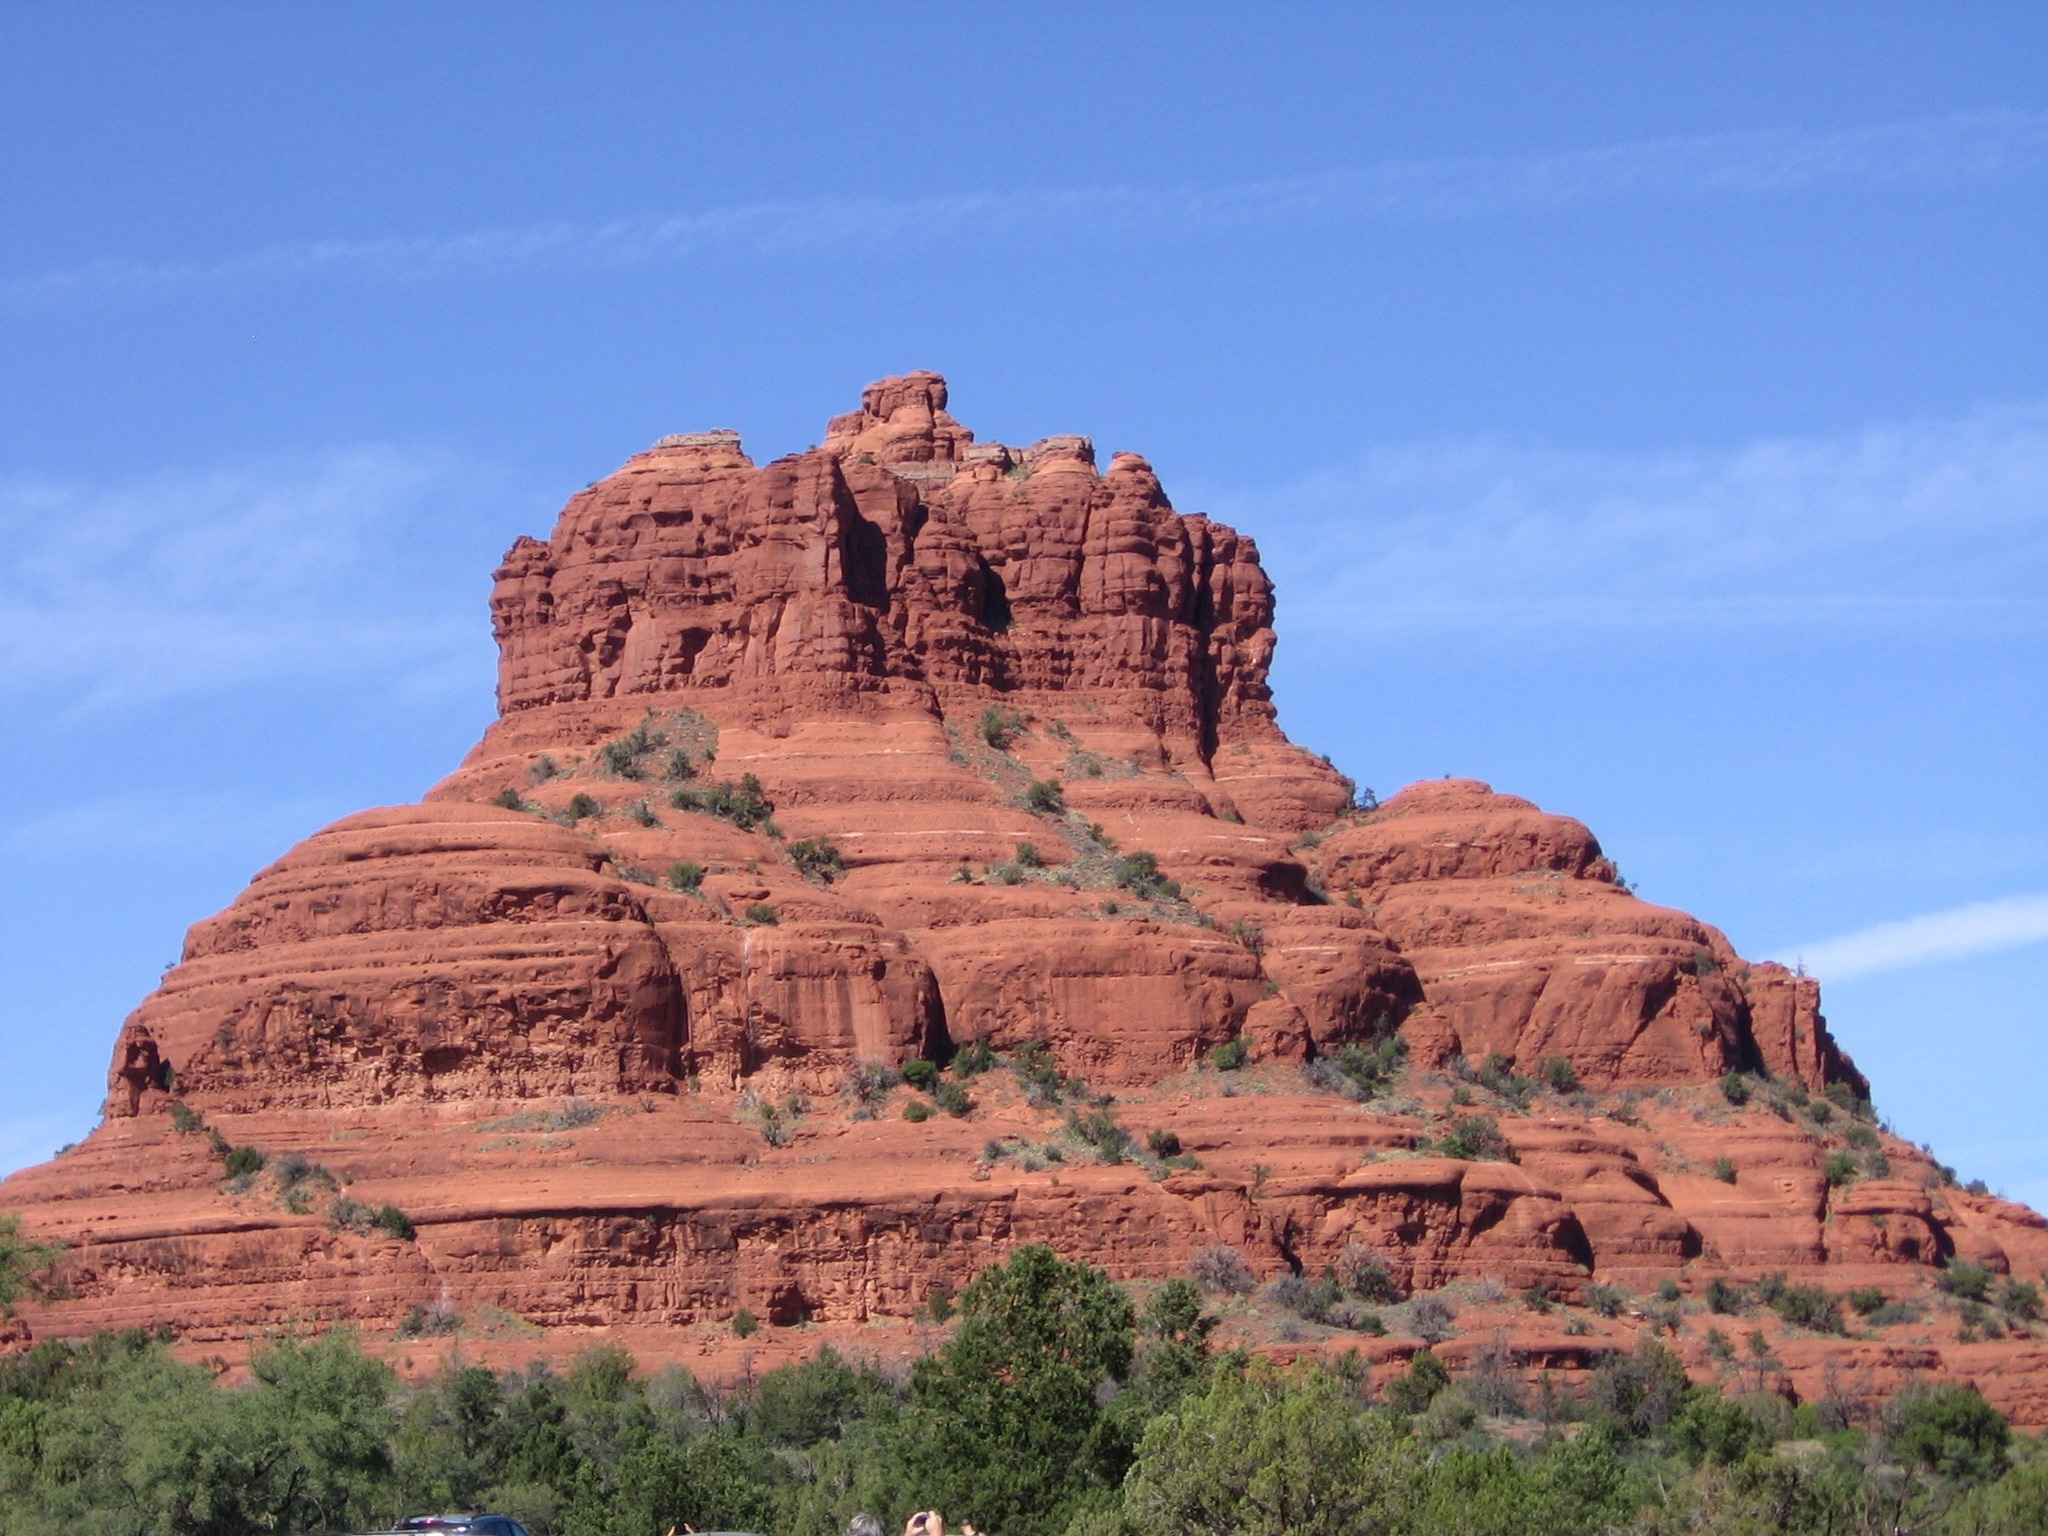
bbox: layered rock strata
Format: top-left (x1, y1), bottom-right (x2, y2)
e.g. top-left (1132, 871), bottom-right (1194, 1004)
top-left (7, 373), bottom-right (2045, 1423)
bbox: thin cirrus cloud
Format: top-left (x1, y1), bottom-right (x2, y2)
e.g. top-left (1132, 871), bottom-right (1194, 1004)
top-left (1777, 894), bottom-right (2048, 981)
top-left (1, 108), bottom-right (2043, 313)
top-left (1213, 399), bottom-right (2048, 637)
top-left (0, 446), bottom-right (511, 713)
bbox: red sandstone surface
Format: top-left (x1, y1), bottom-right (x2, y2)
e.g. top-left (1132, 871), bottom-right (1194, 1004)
top-left (7, 373), bottom-right (2046, 1421)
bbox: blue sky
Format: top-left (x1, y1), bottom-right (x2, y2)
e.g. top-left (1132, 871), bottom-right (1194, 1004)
top-left (1, 4), bottom-right (2043, 1201)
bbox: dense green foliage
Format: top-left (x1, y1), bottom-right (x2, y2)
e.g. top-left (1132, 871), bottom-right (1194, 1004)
top-left (1023, 779), bottom-right (1065, 815)
top-left (0, 1329), bottom-right (395, 1536)
top-left (1307, 1037), bottom-right (1408, 1100)
top-left (897, 1246), bottom-right (1134, 1536)
top-left (1, 1242), bottom-right (2043, 1536)
top-left (0, 1215), bottom-right (59, 1317)
top-left (977, 706), bottom-right (1026, 751)
top-left (668, 773), bottom-right (773, 831)
top-left (786, 838), bottom-right (845, 883)
top-left (1110, 850), bottom-right (1178, 901)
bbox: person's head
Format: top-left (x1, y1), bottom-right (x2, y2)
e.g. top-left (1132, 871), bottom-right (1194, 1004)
top-left (905, 1515), bottom-right (945, 1536)
top-left (845, 1517), bottom-right (884, 1536)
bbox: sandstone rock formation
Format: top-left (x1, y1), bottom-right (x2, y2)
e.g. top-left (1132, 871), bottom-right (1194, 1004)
top-left (8, 374), bottom-right (2046, 1423)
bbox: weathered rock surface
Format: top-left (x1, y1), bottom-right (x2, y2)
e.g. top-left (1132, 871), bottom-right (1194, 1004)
top-left (1312, 779), bottom-right (1862, 1092)
top-left (7, 374), bottom-right (2046, 1421)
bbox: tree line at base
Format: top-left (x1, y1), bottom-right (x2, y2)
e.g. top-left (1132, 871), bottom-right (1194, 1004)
top-left (1, 1245), bottom-right (2043, 1536)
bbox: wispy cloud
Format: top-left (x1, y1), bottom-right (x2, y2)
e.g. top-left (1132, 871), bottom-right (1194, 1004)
top-left (1777, 894), bottom-right (2048, 980)
top-left (1214, 399), bottom-right (2048, 636)
top-left (4, 109), bottom-right (2042, 313)
top-left (0, 448), bottom-right (510, 712)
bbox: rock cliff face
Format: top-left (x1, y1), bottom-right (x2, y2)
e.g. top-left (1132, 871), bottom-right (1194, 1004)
top-left (8, 374), bottom-right (2046, 1423)
top-left (490, 371), bottom-right (1284, 760)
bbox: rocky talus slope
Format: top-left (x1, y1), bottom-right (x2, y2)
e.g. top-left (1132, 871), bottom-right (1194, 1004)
top-left (7, 373), bottom-right (2046, 1420)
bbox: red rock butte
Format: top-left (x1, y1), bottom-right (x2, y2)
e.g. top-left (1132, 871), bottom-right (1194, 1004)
top-left (8, 372), bottom-right (2046, 1419)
